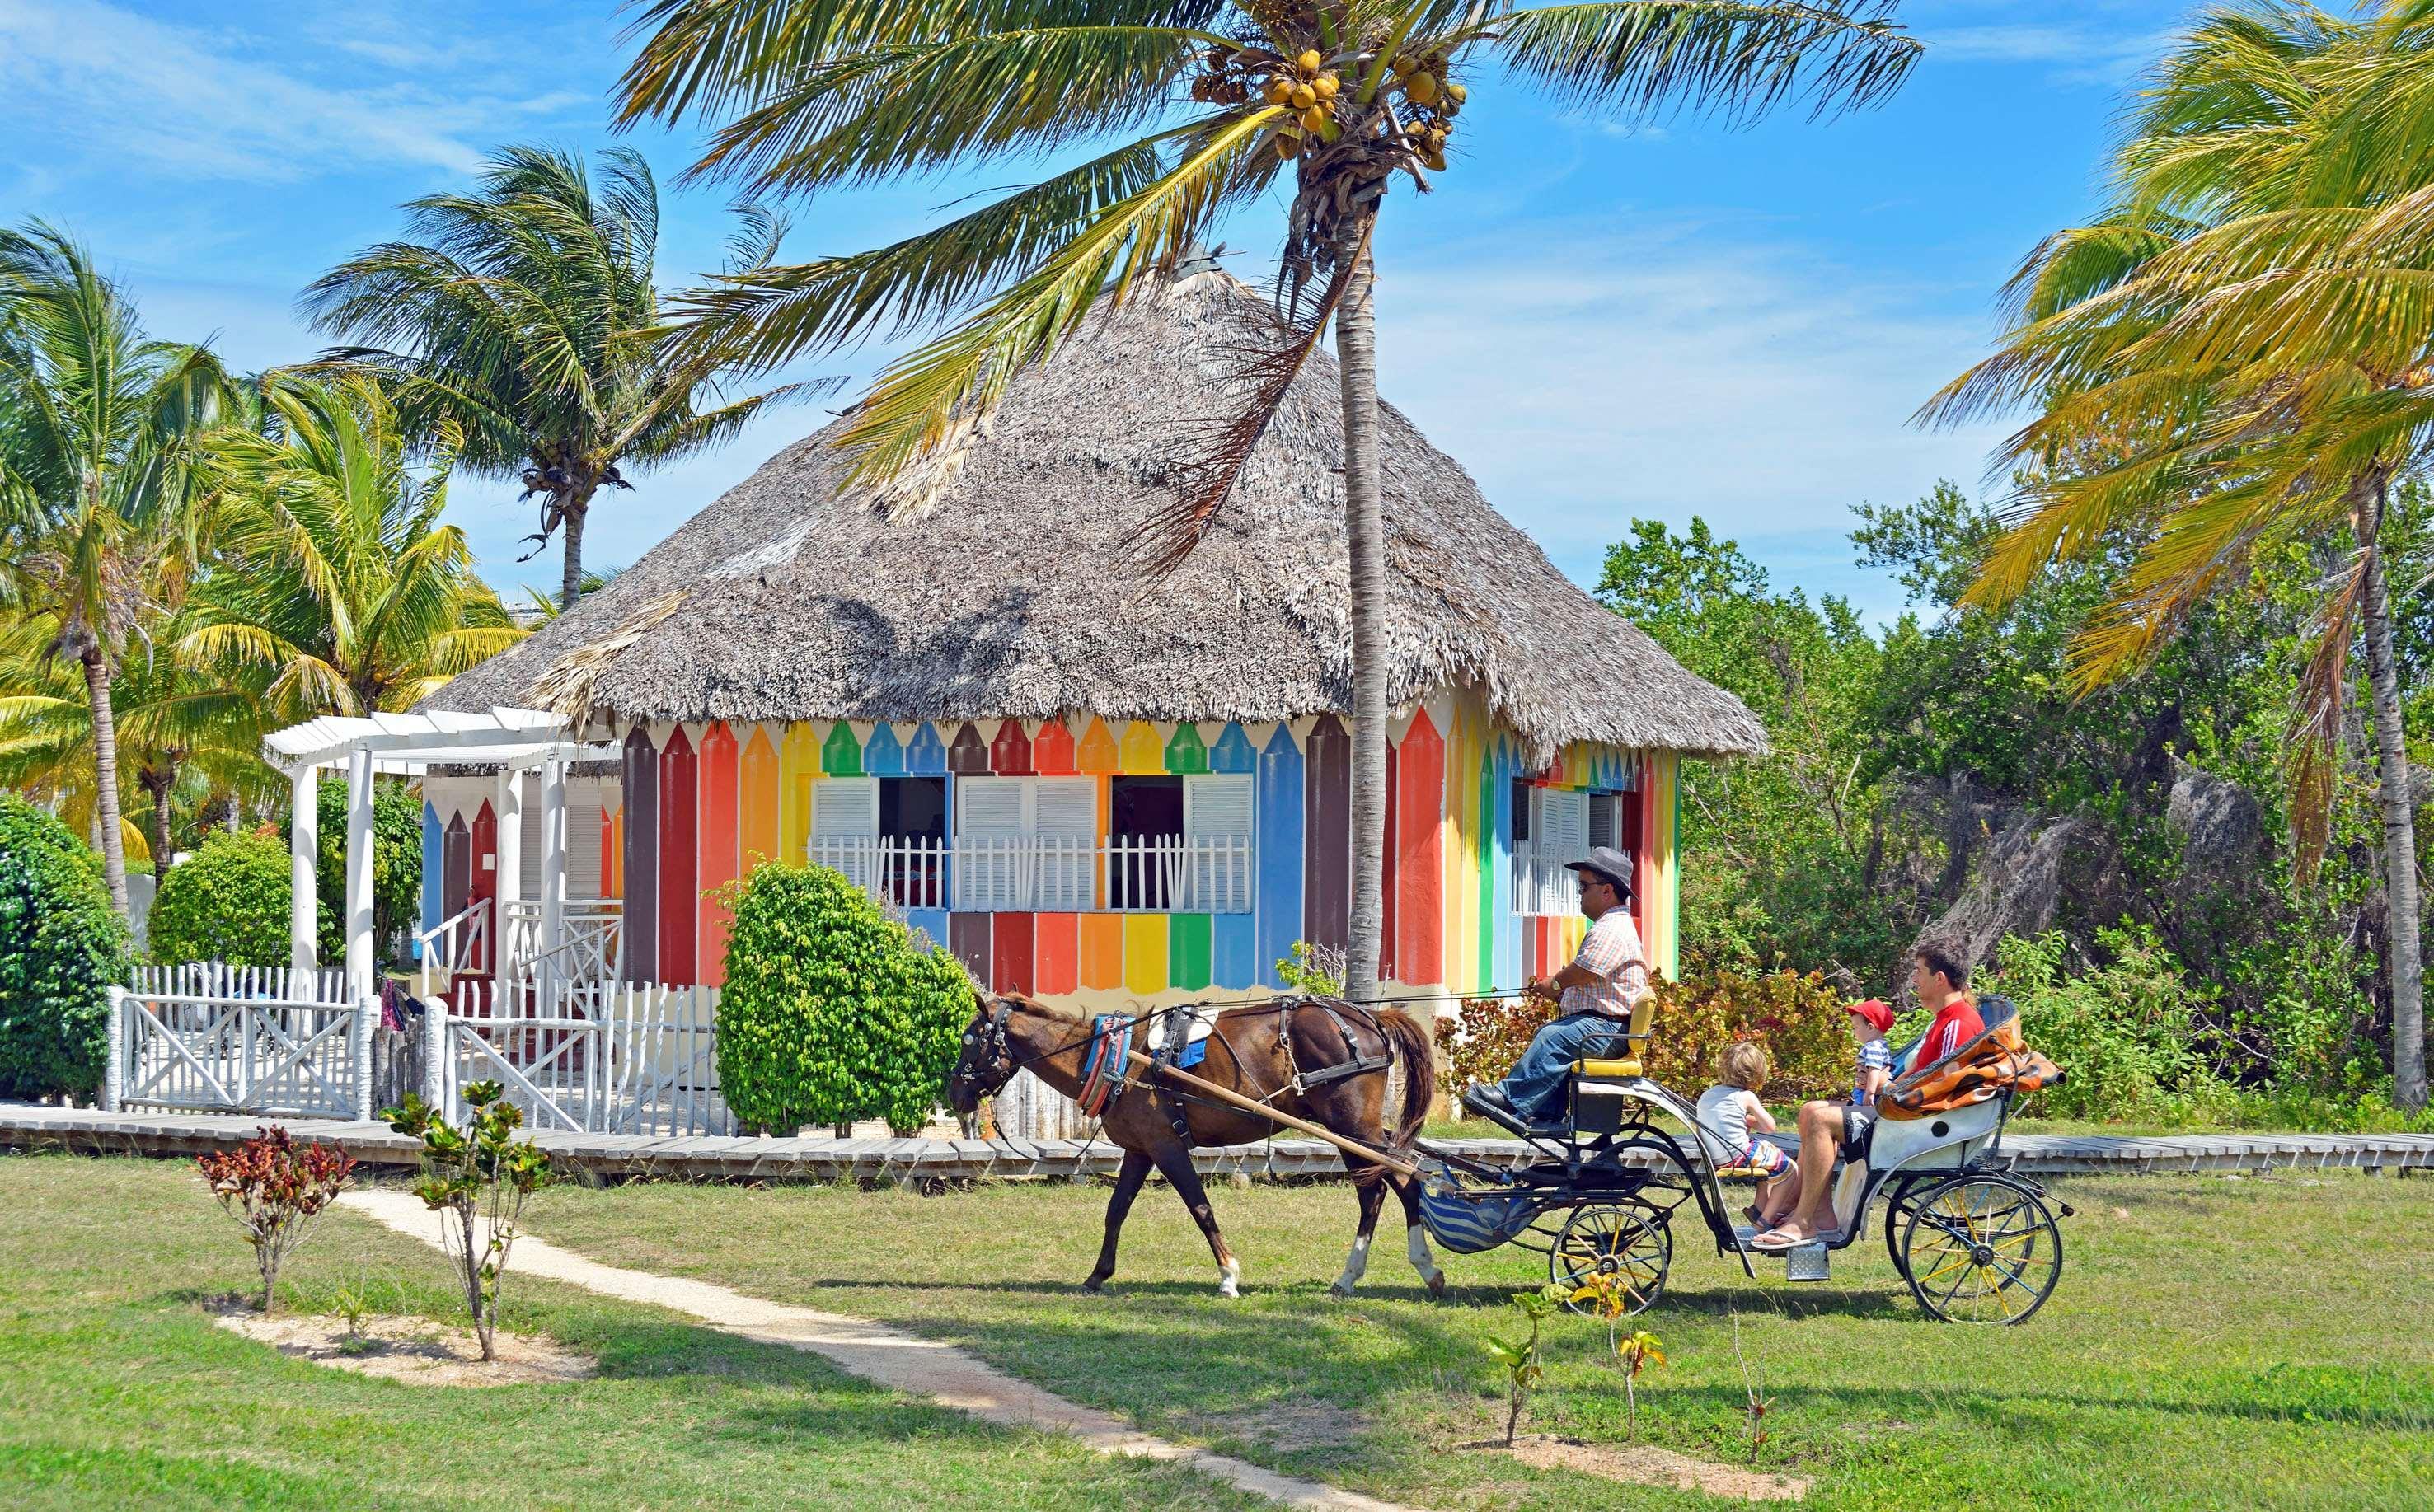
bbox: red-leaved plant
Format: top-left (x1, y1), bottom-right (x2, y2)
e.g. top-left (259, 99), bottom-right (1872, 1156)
top-left (196, 1126), bottom-right (355, 1311)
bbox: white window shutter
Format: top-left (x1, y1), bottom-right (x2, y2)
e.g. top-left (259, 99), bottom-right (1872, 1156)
top-left (956, 776), bottom-right (1025, 910)
top-left (1588, 793), bottom-right (1617, 852)
top-left (567, 793), bottom-right (603, 898)
top-left (956, 777), bottom-right (1025, 839)
top-left (1184, 775), bottom-right (1253, 836)
top-left (1544, 789), bottom-right (1588, 861)
top-left (1032, 778), bottom-right (1095, 836)
top-left (814, 777), bottom-right (880, 838)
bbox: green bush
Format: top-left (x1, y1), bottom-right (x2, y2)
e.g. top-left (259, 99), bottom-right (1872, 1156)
top-left (716, 861), bottom-right (977, 1135)
top-left (1981, 927), bottom-right (2235, 1122)
top-left (0, 793), bottom-right (130, 1100)
top-left (313, 776), bottom-right (422, 962)
top-left (1434, 967), bottom-right (1852, 1106)
top-left (148, 830), bottom-right (292, 967)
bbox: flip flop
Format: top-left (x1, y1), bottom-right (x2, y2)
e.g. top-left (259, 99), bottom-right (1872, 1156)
top-left (1752, 1226), bottom-right (1838, 1252)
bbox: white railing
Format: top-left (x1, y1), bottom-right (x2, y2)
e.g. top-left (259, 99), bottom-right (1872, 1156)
top-left (502, 897), bottom-right (624, 990)
top-left (106, 982), bottom-right (373, 1120)
top-left (412, 900), bottom-right (490, 995)
top-left (809, 833), bottom-right (1252, 915)
top-left (130, 962), bottom-right (351, 1004)
top-left (432, 976), bottom-right (726, 1137)
top-left (809, 836), bottom-right (950, 912)
top-left (1513, 845), bottom-right (1585, 917)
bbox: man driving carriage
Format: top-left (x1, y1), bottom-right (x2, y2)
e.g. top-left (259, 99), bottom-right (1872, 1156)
top-left (1462, 845), bottom-right (1649, 1128)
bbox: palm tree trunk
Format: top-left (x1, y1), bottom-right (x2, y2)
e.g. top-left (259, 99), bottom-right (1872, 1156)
top-left (559, 489), bottom-right (592, 612)
top-left (147, 764), bottom-right (176, 880)
top-left (2357, 481), bottom-right (2425, 1111)
top-left (81, 646), bottom-right (131, 918)
top-left (1334, 220), bottom-right (1387, 1004)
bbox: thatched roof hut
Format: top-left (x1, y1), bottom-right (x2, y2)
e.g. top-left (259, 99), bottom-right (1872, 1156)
top-left (426, 270), bottom-right (1763, 764)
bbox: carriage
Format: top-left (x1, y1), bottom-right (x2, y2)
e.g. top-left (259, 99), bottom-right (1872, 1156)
top-left (1419, 995), bottom-right (2071, 1325)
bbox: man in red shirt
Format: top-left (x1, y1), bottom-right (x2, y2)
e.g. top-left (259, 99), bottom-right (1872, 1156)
top-left (1752, 939), bottom-right (1984, 1250)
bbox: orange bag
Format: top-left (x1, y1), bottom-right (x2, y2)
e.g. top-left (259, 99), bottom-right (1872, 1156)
top-left (1879, 1018), bottom-right (2061, 1120)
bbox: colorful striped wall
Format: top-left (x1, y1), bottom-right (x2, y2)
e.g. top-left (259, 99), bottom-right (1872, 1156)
top-left (422, 700), bottom-right (1684, 1005)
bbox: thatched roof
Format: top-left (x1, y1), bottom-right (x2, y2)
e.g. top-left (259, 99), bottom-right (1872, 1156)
top-left (424, 271), bottom-right (1766, 761)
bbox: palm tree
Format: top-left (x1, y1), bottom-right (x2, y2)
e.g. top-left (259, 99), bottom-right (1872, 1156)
top-left (1921, 2), bottom-right (2434, 1107)
top-left (302, 146), bottom-right (830, 611)
top-left (0, 222), bottom-right (232, 915)
top-left (617, 1), bottom-right (1921, 998)
top-left (181, 372), bottom-right (527, 718)
top-left (0, 605), bottom-right (268, 872)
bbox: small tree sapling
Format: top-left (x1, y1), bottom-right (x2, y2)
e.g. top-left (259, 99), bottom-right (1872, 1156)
top-left (382, 1082), bottom-right (552, 1362)
top-left (1485, 1285), bottom-right (1564, 1448)
top-left (195, 1126), bottom-right (355, 1311)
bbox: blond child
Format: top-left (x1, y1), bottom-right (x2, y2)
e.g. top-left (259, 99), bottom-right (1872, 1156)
top-left (1695, 1041), bottom-right (1793, 1227)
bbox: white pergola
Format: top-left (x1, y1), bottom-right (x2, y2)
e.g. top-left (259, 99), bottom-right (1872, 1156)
top-left (263, 708), bottom-right (619, 997)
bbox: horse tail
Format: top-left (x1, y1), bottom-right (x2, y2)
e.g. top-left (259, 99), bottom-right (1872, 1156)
top-left (1374, 1007), bottom-right (1436, 1151)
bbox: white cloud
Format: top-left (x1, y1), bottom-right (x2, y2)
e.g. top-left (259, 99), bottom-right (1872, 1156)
top-left (0, 0), bottom-right (579, 182)
top-left (1367, 216), bottom-right (2011, 579)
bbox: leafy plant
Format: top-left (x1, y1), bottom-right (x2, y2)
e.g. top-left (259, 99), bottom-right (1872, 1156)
top-left (1274, 939), bottom-right (1345, 996)
top-left (0, 793), bottom-right (130, 1101)
top-left (717, 862), bottom-right (975, 1136)
top-left (1484, 1285), bottom-right (1563, 1449)
top-left (147, 829), bottom-right (290, 967)
top-left (194, 1126), bottom-right (355, 1311)
top-left (382, 1083), bottom-right (551, 1362)
top-left (1435, 967), bottom-right (1848, 1106)
top-left (1567, 1272), bottom-right (1667, 1439)
top-left (312, 775), bottom-right (425, 963)
top-left (1732, 1313), bottom-right (1771, 1464)
top-left (330, 1274), bottom-right (374, 1341)
top-left (1984, 927), bottom-right (2231, 1121)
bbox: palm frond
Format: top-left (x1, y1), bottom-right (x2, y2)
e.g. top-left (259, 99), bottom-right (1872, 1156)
top-left (1489, 1), bottom-right (1920, 124)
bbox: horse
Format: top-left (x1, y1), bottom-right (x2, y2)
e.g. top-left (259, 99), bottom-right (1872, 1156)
top-left (947, 992), bottom-right (1448, 1299)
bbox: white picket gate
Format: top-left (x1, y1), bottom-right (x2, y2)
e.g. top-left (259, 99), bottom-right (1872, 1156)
top-left (431, 978), bottom-right (729, 1137)
top-left (106, 977), bottom-right (373, 1120)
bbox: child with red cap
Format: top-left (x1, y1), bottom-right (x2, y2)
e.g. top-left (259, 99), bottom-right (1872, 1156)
top-left (1749, 996), bottom-right (1897, 1232)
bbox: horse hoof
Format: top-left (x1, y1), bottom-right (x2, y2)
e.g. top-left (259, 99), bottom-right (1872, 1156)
top-left (1328, 1281), bottom-right (1355, 1299)
top-left (1081, 1276), bottom-right (1107, 1294)
top-left (1426, 1272), bottom-right (1447, 1298)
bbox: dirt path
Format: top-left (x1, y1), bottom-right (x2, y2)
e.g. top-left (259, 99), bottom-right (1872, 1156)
top-left (340, 1191), bottom-right (1422, 1512)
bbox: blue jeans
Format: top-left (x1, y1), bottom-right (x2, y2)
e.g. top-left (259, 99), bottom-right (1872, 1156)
top-left (1498, 1012), bottom-right (1616, 1121)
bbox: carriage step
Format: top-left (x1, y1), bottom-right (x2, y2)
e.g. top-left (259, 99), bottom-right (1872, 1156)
top-left (1730, 1225), bottom-right (1831, 1280)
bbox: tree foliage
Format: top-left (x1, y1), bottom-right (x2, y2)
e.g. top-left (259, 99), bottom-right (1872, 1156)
top-left (0, 791), bottom-right (129, 1099)
top-left (312, 776), bottom-right (423, 964)
top-left (717, 861), bottom-right (977, 1136)
top-left (148, 829), bottom-right (291, 967)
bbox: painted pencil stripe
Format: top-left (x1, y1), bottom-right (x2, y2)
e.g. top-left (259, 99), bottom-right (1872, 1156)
top-left (1301, 716), bottom-right (1350, 957)
top-left (906, 722), bottom-right (948, 776)
top-left (1123, 913), bottom-right (1168, 995)
top-left (621, 727), bottom-right (659, 983)
top-left (864, 722), bottom-right (905, 776)
top-left (992, 910), bottom-right (1034, 994)
top-left (1076, 718), bottom-right (1119, 775)
top-left (821, 720), bottom-right (863, 776)
top-left (658, 727), bottom-right (699, 986)
top-left (418, 802), bottom-right (443, 948)
top-left (1034, 912), bottom-right (1079, 995)
top-left (948, 912), bottom-right (992, 983)
top-left (1212, 914), bottom-right (1255, 989)
top-left (1395, 709), bottom-right (1444, 987)
top-left (1118, 720), bottom-right (1165, 775)
top-left (697, 723), bottom-right (740, 987)
top-left (781, 723), bottom-right (820, 863)
top-left (740, 728), bottom-right (781, 873)
top-left (1255, 723), bottom-right (1306, 989)
top-left (1033, 718), bottom-right (1077, 775)
top-left (1077, 913), bottom-right (1124, 990)
top-left (991, 719), bottom-right (1034, 775)
top-left (1164, 722), bottom-right (1208, 774)
top-left (1208, 723), bottom-right (1255, 774)
top-left (1168, 912), bottom-right (1212, 990)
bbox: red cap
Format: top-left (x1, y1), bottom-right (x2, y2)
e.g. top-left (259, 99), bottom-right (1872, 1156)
top-left (1846, 998), bottom-right (1895, 1034)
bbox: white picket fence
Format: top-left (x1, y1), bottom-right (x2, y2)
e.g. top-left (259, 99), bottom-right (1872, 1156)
top-left (806, 832), bottom-right (1254, 915)
top-left (106, 980), bottom-right (373, 1120)
top-left (435, 977), bottom-right (728, 1137)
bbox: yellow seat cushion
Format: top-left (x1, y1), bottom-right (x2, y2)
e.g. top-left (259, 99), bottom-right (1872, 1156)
top-left (1575, 1056), bottom-right (1643, 1079)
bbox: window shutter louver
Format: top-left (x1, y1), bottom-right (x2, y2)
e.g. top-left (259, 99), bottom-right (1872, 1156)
top-left (814, 777), bottom-right (880, 838)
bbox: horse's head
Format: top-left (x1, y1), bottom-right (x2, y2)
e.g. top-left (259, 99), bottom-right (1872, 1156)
top-left (946, 993), bottom-right (1020, 1115)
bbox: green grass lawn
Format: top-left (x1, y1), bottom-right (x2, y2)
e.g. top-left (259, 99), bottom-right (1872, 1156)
top-left (520, 1166), bottom-right (2434, 1511)
top-left (0, 1155), bottom-right (1268, 1511)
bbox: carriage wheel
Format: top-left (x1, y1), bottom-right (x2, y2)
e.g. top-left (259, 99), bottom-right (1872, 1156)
top-left (1897, 1176), bottom-right (2063, 1325)
top-left (1550, 1204), bottom-right (1671, 1316)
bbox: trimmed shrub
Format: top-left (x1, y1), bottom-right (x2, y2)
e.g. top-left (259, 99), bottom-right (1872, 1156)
top-left (0, 793), bottom-right (130, 1100)
top-left (313, 776), bottom-right (422, 962)
top-left (1435, 967), bottom-right (1850, 1106)
top-left (717, 861), bottom-right (978, 1135)
top-left (1981, 927), bottom-right (2234, 1122)
top-left (148, 830), bottom-right (292, 967)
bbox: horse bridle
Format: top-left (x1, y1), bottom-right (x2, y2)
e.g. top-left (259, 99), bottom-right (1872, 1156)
top-left (952, 999), bottom-right (1019, 1105)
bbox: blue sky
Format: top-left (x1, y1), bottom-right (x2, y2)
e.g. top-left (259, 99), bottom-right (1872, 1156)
top-left (0, 0), bottom-right (2192, 622)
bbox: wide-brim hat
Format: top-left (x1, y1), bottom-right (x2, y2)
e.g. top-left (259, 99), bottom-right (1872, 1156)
top-left (1563, 846), bottom-right (1636, 900)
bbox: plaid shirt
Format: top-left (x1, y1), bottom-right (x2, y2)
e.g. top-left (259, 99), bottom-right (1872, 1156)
top-left (1561, 910), bottom-right (1651, 1020)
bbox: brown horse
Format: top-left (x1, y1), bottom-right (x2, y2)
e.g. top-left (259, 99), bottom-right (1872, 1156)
top-left (947, 993), bottom-right (1447, 1299)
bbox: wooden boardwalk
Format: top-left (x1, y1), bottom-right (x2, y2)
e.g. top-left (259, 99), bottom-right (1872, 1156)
top-left (7, 1102), bottom-right (2430, 1183)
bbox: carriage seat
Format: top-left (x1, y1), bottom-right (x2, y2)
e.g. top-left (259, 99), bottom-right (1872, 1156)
top-left (1569, 998), bottom-right (1658, 1136)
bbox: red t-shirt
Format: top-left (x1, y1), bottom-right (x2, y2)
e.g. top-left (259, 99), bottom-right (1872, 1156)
top-left (1910, 996), bottom-right (1986, 1071)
